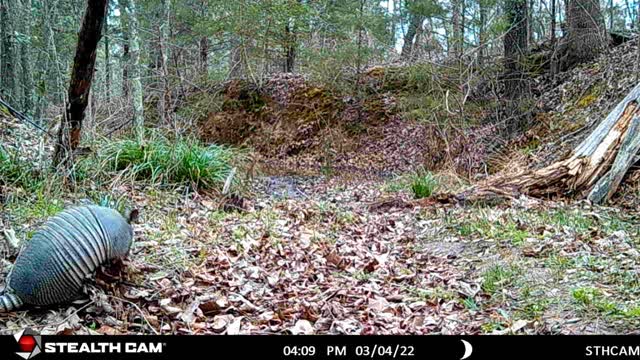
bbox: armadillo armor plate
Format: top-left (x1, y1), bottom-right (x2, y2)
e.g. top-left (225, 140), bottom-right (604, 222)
top-left (0, 205), bottom-right (134, 312)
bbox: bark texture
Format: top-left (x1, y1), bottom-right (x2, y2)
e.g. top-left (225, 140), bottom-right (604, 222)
top-left (53, 0), bottom-right (108, 169)
top-left (401, 13), bottom-right (425, 60)
top-left (504, 0), bottom-right (528, 97)
top-left (557, 0), bottom-right (607, 72)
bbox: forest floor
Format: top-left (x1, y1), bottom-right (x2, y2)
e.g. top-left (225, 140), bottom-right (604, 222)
top-left (3, 37), bottom-right (640, 336)
top-left (3, 172), bottom-right (640, 335)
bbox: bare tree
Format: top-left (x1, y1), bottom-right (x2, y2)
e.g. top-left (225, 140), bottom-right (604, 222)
top-left (1, 0), bottom-right (17, 104)
top-left (401, 12), bottom-right (425, 60)
top-left (504, 0), bottom-right (528, 97)
top-left (159, 0), bottom-right (171, 124)
top-left (120, 0), bottom-right (129, 98)
top-left (53, 0), bottom-right (109, 169)
top-left (17, 0), bottom-right (34, 112)
top-left (228, 38), bottom-right (246, 79)
top-left (478, 0), bottom-right (488, 66)
top-left (556, 0), bottom-right (607, 72)
top-left (104, 5), bottom-right (111, 101)
top-left (121, 0), bottom-right (144, 142)
top-left (451, 0), bottom-right (463, 59)
top-left (199, 0), bottom-right (208, 73)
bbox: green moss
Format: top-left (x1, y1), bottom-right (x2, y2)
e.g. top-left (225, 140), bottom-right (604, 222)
top-left (576, 84), bottom-right (605, 108)
top-left (577, 94), bottom-right (598, 108)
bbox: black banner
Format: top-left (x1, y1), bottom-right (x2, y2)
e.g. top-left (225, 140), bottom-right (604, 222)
top-left (3, 334), bottom-right (640, 360)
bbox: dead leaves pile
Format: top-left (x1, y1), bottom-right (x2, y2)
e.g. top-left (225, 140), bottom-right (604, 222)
top-left (2, 176), bottom-right (639, 335)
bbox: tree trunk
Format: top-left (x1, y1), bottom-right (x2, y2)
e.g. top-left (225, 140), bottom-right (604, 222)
top-left (18, 0), bottom-right (34, 112)
top-left (460, 0), bottom-right (465, 57)
top-left (44, 0), bottom-right (64, 105)
top-left (478, 0), bottom-right (487, 66)
top-left (228, 39), bottom-right (245, 79)
top-left (125, 0), bottom-right (144, 142)
top-left (199, 0), bottom-right (208, 73)
top-left (120, 0), bottom-right (129, 99)
top-left (53, 0), bottom-right (108, 169)
top-left (401, 13), bottom-right (424, 60)
top-left (626, 0), bottom-right (637, 29)
top-left (557, 0), bottom-right (607, 71)
top-left (451, 0), bottom-right (462, 59)
top-left (159, 0), bottom-right (171, 124)
top-left (528, 0), bottom-right (534, 45)
top-left (200, 36), bottom-right (209, 73)
top-left (504, 0), bottom-right (528, 97)
top-left (453, 83), bottom-right (640, 204)
top-left (608, 0), bottom-right (614, 30)
top-left (1, 0), bottom-right (17, 104)
top-left (388, 0), bottom-right (396, 47)
top-left (550, 0), bottom-right (556, 43)
top-left (104, 8), bottom-right (111, 101)
top-left (283, 23), bottom-right (296, 73)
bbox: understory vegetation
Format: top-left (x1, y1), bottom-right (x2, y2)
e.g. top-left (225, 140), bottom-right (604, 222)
top-left (82, 134), bottom-right (238, 191)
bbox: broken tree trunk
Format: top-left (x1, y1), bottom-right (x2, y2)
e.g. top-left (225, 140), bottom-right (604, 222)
top-left (588, 115), bottom-right (640, 203)
top-left (455, 82), bottom-right (640, 204)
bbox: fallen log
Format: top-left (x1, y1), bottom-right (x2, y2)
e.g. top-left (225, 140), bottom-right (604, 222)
top-left (588, 115), bottom-right (640, 203)
top-left (454, 82), bottom-right (640, 204)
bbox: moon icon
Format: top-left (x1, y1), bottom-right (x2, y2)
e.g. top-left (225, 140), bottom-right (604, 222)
top-left (461, 340), bottom-right (473, 360)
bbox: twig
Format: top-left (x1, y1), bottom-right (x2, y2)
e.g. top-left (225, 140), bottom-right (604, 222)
top-left (222, 167), bottom-right (237, 195)
top-left (35, 300), bottom-right (97, 333)
top-left (444, 90), bottom-right (455, 115)
top-left (107, 295), bottom-right (160, 335)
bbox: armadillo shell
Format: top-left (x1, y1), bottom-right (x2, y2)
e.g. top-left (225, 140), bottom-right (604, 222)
top-left (7, 206), bottom-right (133, 306)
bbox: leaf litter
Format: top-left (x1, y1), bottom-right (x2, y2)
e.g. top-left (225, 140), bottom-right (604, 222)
top-left (1, 172), bottom-right (640, 335)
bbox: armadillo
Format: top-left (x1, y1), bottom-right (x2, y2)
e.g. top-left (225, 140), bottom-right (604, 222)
top-left (0, 205), bottom-right (136, 312)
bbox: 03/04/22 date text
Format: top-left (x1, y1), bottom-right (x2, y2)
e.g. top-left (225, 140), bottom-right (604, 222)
top-left (282, 345), bottom-right (416, 358)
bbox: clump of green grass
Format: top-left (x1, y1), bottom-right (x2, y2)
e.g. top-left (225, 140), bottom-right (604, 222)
top-left (0, 148), bottom-right (21, 182)
top-left (90, 134), bottom-right (237, 192)
top-left (0, 147), bottom-right (50, 191)
top-left (542, 209), bottom-right (594, 233)
top-left (5, 190), bottom-right (64, 226)
top-left (482, 264), bottom-right (518, 294)
top-left (453, 213), bottom-right (531, 245)
top-left (410, 169), bottom-right (438, 199)
top-left (462, 297), bottom-right (480, 312)
top-left (572, 287), bottom-right (620, 314)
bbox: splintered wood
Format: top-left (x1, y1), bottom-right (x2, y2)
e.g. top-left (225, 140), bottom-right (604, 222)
top-left (454, 82), bottom-right (640, 204)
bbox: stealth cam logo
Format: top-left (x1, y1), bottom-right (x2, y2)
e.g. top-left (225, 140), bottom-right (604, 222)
top-left (14, 328), bottom-right (42, 359)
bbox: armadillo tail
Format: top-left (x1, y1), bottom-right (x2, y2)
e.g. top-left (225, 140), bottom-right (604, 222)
top-left (0, 292), bottom-right (23, 312)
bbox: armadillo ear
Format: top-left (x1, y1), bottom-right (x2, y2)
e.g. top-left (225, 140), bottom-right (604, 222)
top-left (124, 208), bottom-right (140, 224)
